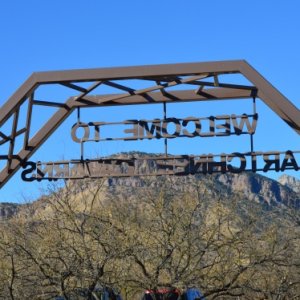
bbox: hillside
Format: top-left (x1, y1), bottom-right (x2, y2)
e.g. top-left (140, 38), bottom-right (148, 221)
top-left (0, 157), bottom-right (300, 299)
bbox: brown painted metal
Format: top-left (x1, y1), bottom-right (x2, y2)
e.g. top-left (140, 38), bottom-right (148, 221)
top-left (0, 60), bottom-right (300, 188)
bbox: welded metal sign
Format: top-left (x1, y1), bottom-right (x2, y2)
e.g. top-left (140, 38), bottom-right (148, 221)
top-left (71, 113), bottom-right (258, 142)
top-left (22, 109), bottom-right (300, 181)
top-left (21, 151), bottom-right (299, 181)
top-left (1, 60), bottom-right (300, 187)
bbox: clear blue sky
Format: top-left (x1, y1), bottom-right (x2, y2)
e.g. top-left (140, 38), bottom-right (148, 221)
top-left (1, 0), bottom-right (300, 203)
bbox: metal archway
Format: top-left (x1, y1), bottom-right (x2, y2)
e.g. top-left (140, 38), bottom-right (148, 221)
top-left (1, 60), bottom-right (300, 188)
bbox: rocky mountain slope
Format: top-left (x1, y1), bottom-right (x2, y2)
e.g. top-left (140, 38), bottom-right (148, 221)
top-left (216, 173), bottom-right (300, 208)
top-left (106, 171), bottom-right (300, 209)
top-left (278, 174), bottom-right (300, 193)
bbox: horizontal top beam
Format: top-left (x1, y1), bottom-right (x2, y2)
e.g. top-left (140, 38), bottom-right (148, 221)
top-left (32, 60), bottom-right (243, 83)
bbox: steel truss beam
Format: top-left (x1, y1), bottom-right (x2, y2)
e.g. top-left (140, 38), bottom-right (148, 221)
top-left (0, 60), bottom-right (299, 188)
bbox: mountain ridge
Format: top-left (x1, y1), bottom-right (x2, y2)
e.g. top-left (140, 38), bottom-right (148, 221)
top-left (1, 171), bottom-right (299, 220)
top-left (1, 151), bottom-right (300, 219)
